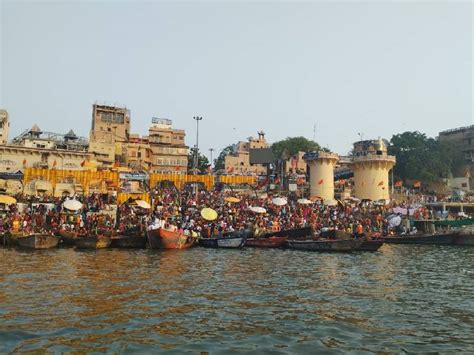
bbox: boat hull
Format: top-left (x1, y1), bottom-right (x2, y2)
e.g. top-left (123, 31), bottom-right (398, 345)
top-left (111, 235), bottom-right (147, 249)
top-left (262, 227), bottom-right (312, 239)
top-left (199, 236), bottom-right (246, 249)
top-left (383, 233), bottom-right (459, 245)
top-left (455, 234), bottom-right (474, 246)
top-left (287, 238), bottom-right (363, 252)
top-left (356, 240), bottom-right (384, 251)
top-left (147, 229), bottom-right (195, 249)
top-left (17, 234), bottom-right (60, 249)
top-left (75, 236), bottom-right (111, 249)
top-left (245, 236), bottom-right (287, 248)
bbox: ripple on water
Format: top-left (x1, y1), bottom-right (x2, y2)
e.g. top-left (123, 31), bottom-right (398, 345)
top-left (0, 245), bottom-right (473, 352)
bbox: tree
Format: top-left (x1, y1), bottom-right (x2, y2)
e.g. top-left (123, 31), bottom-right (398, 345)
top-left (187, 148), bottom-right (210, 174)
top-left (271, 137), bottom-right (321, 159)
top-left (388, 131), bottom-right (459, 182)
top-left (214, 145), bottom-right (234, 171)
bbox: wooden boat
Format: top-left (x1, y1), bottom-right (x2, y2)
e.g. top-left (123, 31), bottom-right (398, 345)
top-left (58, 230), bottom-right (87, 247)
top-left (3, 231), bottom-right (24, 247)
top-left (286, 238), bottom-right (364, 252)
top-left (147, 228), bottom-right (195, 249)
top-left (356, 239), bottom-right (384, 251)
top-left (262, 227), bottom-right (312, 239)
top-left (75, 235), bottom-right (111, 249)
top-left (383, 232), bottom-right (459, 245)
top-left (17, 234), bottom-right (60, 249)
top-left (245, 236), bottom-right (288, 248)
top-left (456, 233), bottom-right (474, 246)
top-left (111, 233), bottom-right (147, 248)
top-left (198, 235), bottom-right (246, 248)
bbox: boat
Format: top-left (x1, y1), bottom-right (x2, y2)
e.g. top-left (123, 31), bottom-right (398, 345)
top-left (17, 234), bottom-right (60, 249)
top-left (456, 233), bottom-right (474, 246)
top-left (58, 230), bottom-right (87, 247)
top-left (245, 236), bottom-right (288, 248)
top-left (286, 238), bottom-right (364, 252)
top-left (383, 232), bottom-right (459, 245)
top-left (3, 232), bottom-right (21, 247)
top-left (198, 235), bottom-right (246, 248)
top-left (261, 226), bottom-right (312, 239)
top-left (111, 232), bottom-right (147, 248)
top-left (147, 228), bottom-right (196, 249)
top-left (356, 239), bottom-right (384, 251)
top-left (75, 235), bottom-right (111, 249)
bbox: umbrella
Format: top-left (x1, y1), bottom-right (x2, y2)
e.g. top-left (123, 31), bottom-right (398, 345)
top-left (0, 195), bottom-right (16, 205)
top-left (201, 207), bottom-right (218, 221)
top-left (310, 196), bottom-right (323, 201)
top-left (272, 197), bottom-right (287, 206)
top-left (225, 196), bottom-right (241, 203)
top-left (249, 206), bottom-right (267, 214)
top-left (258, 193), bottom-right (268, 199)
top-left (388, 215), bottom-right (402, 227)
top-left (63, 199), bottom-right (82, 211)
top-left (135, 200), bottom-right (151, 209)
top-left (297, 198), bottom-right (312, 205)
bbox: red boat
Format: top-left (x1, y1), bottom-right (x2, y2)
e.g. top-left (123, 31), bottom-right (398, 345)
top-left (245, 236), bottom-right (288, 248)
top-left (147, 228), bottom-right (196, 249)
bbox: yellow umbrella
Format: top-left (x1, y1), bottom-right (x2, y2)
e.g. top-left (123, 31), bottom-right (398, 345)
top-left (201, 207), bottom-right (218, 221)
top-left (0, 195), bottom-right (16, 204)
top-left (225, 196), bottom-right (241, 203)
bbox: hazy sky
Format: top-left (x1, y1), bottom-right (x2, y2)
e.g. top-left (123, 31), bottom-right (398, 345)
top-left (1, 0), bottom-right (472, 161)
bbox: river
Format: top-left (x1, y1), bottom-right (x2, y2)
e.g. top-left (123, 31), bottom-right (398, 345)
top-left (1, 245), bottom-right (473, 353)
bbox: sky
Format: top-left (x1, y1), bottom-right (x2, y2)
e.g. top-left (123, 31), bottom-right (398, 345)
top-left (1, 0), bottom-right (472, 161)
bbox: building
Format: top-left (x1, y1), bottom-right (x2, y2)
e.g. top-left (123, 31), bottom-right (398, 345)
top-left (438, 125), bottom-right (474, 185)
top-left (350, 139), bottom-right (396, 201)
top-left (148, 118), bottom-right (188, 174)
top-left (0, 109), bottom-right (10, 144)
top-left (126, 134), bottom-right (152, 171)
top-left (224, 131), bottom-right (269, 175)
top-left (88, 104), bottom-right (130, 166)
top-left (0, 124), bottom-right (91, 173)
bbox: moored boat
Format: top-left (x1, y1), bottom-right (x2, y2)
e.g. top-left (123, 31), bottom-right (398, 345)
top-left (75, 235), bottom-right (111, 249)
top-left (245, 236), bottom-right (287, 248)
top-left (286, 238), bottom-right (363, 252)
top-left (17, 234), bottom-right (60, 250)
top-left (111, 233), bottom-right (147, 248)
top-left (58, 230), bottom-right (88, 247)
top-left (456, 233), bottom-right (474, 246)
top-left (356, 239), bottom-right (384, 251)
top-left (262, 227), bottom-right (312, 239)
top-left (147, 228), bottom-right (196, 249)
top-left (198, 235), bottom-right (246, 249)
top-left (383, 232), bottom-right (459, 245)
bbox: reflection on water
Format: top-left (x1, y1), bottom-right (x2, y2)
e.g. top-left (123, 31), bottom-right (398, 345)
top-left (1, 245), bottom-right (473, 353)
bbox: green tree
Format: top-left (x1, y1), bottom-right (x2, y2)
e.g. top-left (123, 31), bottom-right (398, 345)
top-left (214, 145), bottom-right (234, 171)
top-left (271, 136), bottom-right (321, 159)
top-left (187, 148), bottom-right (210, 173)
top-left (389, 131), bottom-right (457, 182)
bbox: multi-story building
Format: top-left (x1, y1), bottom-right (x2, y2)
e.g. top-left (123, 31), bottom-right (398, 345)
top-left (148, 118), bottom-right (188, 174)
top-left (0, 109), bottom-right (10, 145)
top-left (438, 125), bottom-right (474, 173)
top-left (224, 131), bottom-right (269, 175)
top-left (88, 104), bottom-right (130, 166)
top-left (0, 124), bottom-right (90, 173)
top-left (126, 134), bottom-right (152, 171)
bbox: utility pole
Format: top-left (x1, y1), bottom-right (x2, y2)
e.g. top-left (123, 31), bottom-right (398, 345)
top-left (209, 148), bottom-right (214, 173)
top-left (193, 116), bottom-right (203, 203)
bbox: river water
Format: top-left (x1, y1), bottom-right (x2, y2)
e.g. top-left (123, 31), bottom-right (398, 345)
top-left (1, 245), bottom-right (473, 353)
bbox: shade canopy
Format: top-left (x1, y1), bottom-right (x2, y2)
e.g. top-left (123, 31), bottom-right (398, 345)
top-left (249, 206), bottom-right (267, 214)
top-left (224, 196), bottom-right (241, 203)
top-left (0, 195), bottom-right (16, 205)
top-left (63, 199), bottom-right (82, 211)
top-left (201, 207), bottom-right (218, 221)
top-left (297, 198), bottom-right (312, 205)
top-left (135, 200), bottom-right (151, 209)
top-left (272, 197), bottom-right (288, 206)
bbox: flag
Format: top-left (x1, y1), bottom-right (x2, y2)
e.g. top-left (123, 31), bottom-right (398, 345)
top-left (318, 179), bottom-right (324, 185)
top-left (53, 160), bottom-right (57, 167)
top-left (175, 166), bottom-right (180, 171)
top-left (394, 181), bottom-right (402, 187)
top-left (413, 181), bottom-right (421, 188)
top-left (22, 159), bottom-right (27, 166)
top-left (80, 160), bottom-right (85, 167)
top-left (227, 167), bottom-right (234, 173)
top-left (378, 180), bottom-right (384, 186)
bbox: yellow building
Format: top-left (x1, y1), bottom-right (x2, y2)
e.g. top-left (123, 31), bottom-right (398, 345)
top-left (224, 131), bottom-right (269, 175)
top-left (89, 104), bottom-right (130, 166)
top-left (351, 139), bottom-right (396, 201)
top-left (304, 151), bottom-right (339, 201)
top-left (148, 118), bottom-right (188, 175)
